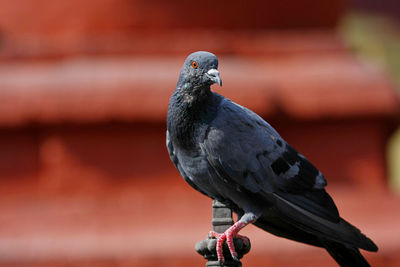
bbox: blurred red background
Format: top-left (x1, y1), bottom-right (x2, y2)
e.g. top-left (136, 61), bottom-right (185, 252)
top-left (0, 0), bottom-right (399, 266)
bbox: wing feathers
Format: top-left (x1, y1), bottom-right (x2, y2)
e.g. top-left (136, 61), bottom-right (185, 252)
top-left (203, 99), bottom-right (337, 220)
top-left (273, 193), bottom-right (378, 251)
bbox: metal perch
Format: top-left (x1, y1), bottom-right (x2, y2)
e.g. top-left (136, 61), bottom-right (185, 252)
top-left (195, 200), bottom-right (251, 267)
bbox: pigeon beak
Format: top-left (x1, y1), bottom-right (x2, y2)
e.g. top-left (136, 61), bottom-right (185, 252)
top-left (206, 69), bottom-right (222, 87)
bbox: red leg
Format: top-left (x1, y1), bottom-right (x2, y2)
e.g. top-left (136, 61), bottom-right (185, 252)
top-left (209, 220), bottom-right (250, 262)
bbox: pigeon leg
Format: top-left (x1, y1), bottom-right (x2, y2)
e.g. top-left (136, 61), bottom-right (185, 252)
top-left (209, 213), bottom-right (256, 262)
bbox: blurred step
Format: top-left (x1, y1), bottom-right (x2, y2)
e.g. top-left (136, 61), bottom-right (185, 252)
top-left (0, 181), bottom-right (399, 267)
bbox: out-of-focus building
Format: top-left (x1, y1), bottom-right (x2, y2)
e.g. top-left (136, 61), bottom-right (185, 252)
top-left (0, 0), bottom-right (399, 266)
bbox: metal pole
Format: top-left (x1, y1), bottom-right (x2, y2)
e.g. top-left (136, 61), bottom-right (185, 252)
top-left (195, 200), bottom-right (251, 266)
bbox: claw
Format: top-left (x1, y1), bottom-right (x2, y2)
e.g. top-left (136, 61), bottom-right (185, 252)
top-left (232, 255), bottom-right (240, 262)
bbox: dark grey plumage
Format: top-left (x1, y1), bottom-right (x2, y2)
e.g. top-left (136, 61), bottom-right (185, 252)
top-left (166, 51), bottom-right (378, 266)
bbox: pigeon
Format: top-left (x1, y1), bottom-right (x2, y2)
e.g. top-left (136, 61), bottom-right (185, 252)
top-left (166, 51), bottom-right (378, 266)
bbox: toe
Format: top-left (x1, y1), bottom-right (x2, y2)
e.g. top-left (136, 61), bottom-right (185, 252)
top-left (210, 232), bottom-right (226, 263)
top-left (226, 231), bottom-right (239, 260)
top-left (208, 230), bottom-right (221, 239)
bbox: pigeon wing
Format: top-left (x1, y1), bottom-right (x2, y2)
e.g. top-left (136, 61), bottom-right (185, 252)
top-left (201, 98), bottom-right (377, 251)
top-left (201, 98), bottom-right (339, 222)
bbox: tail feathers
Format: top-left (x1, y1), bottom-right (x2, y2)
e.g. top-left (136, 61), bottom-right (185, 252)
top-left (339, 219), bottom-right (378, 252)
top-left (322, 240), bottom-right (372, 267)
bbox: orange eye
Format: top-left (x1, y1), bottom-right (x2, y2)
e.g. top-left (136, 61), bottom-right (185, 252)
top-left (191, 61), bottom-right (198, 69)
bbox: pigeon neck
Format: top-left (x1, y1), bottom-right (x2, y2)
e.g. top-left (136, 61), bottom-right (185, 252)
top-left (167, 85), bottom-right (217, 150)
top-left (176, 81), bottom-right (212, 106)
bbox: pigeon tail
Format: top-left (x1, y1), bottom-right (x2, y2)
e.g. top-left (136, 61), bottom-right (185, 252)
top-left (322, 240), bottom-right (372, 267)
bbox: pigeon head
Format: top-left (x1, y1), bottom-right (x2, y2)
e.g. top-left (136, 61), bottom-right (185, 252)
top-left (177, 51), bottom-right (222, 92)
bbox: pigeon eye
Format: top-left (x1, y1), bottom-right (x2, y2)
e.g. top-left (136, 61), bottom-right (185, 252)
top-left (191, 61), bottom-right (198, 69)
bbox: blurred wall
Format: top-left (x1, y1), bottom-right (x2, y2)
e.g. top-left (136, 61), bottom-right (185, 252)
top-left (0, 1), bottom-right (399, 267)
top-left (0, 0), bottom-right (345, 60)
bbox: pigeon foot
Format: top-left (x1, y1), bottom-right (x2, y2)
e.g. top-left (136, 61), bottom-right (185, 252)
top-left (208, 220), bottom-right (248, 263)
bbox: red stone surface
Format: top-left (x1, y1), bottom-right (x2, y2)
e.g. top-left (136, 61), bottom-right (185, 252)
top-left (0, 49), bottom-right (398, 126)
top-left (0, 119), bottom-right (398, 266)
top-left (0, 176), bottom-right (399, 267)
top-left (0, 0), bottom-right (345, 59)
